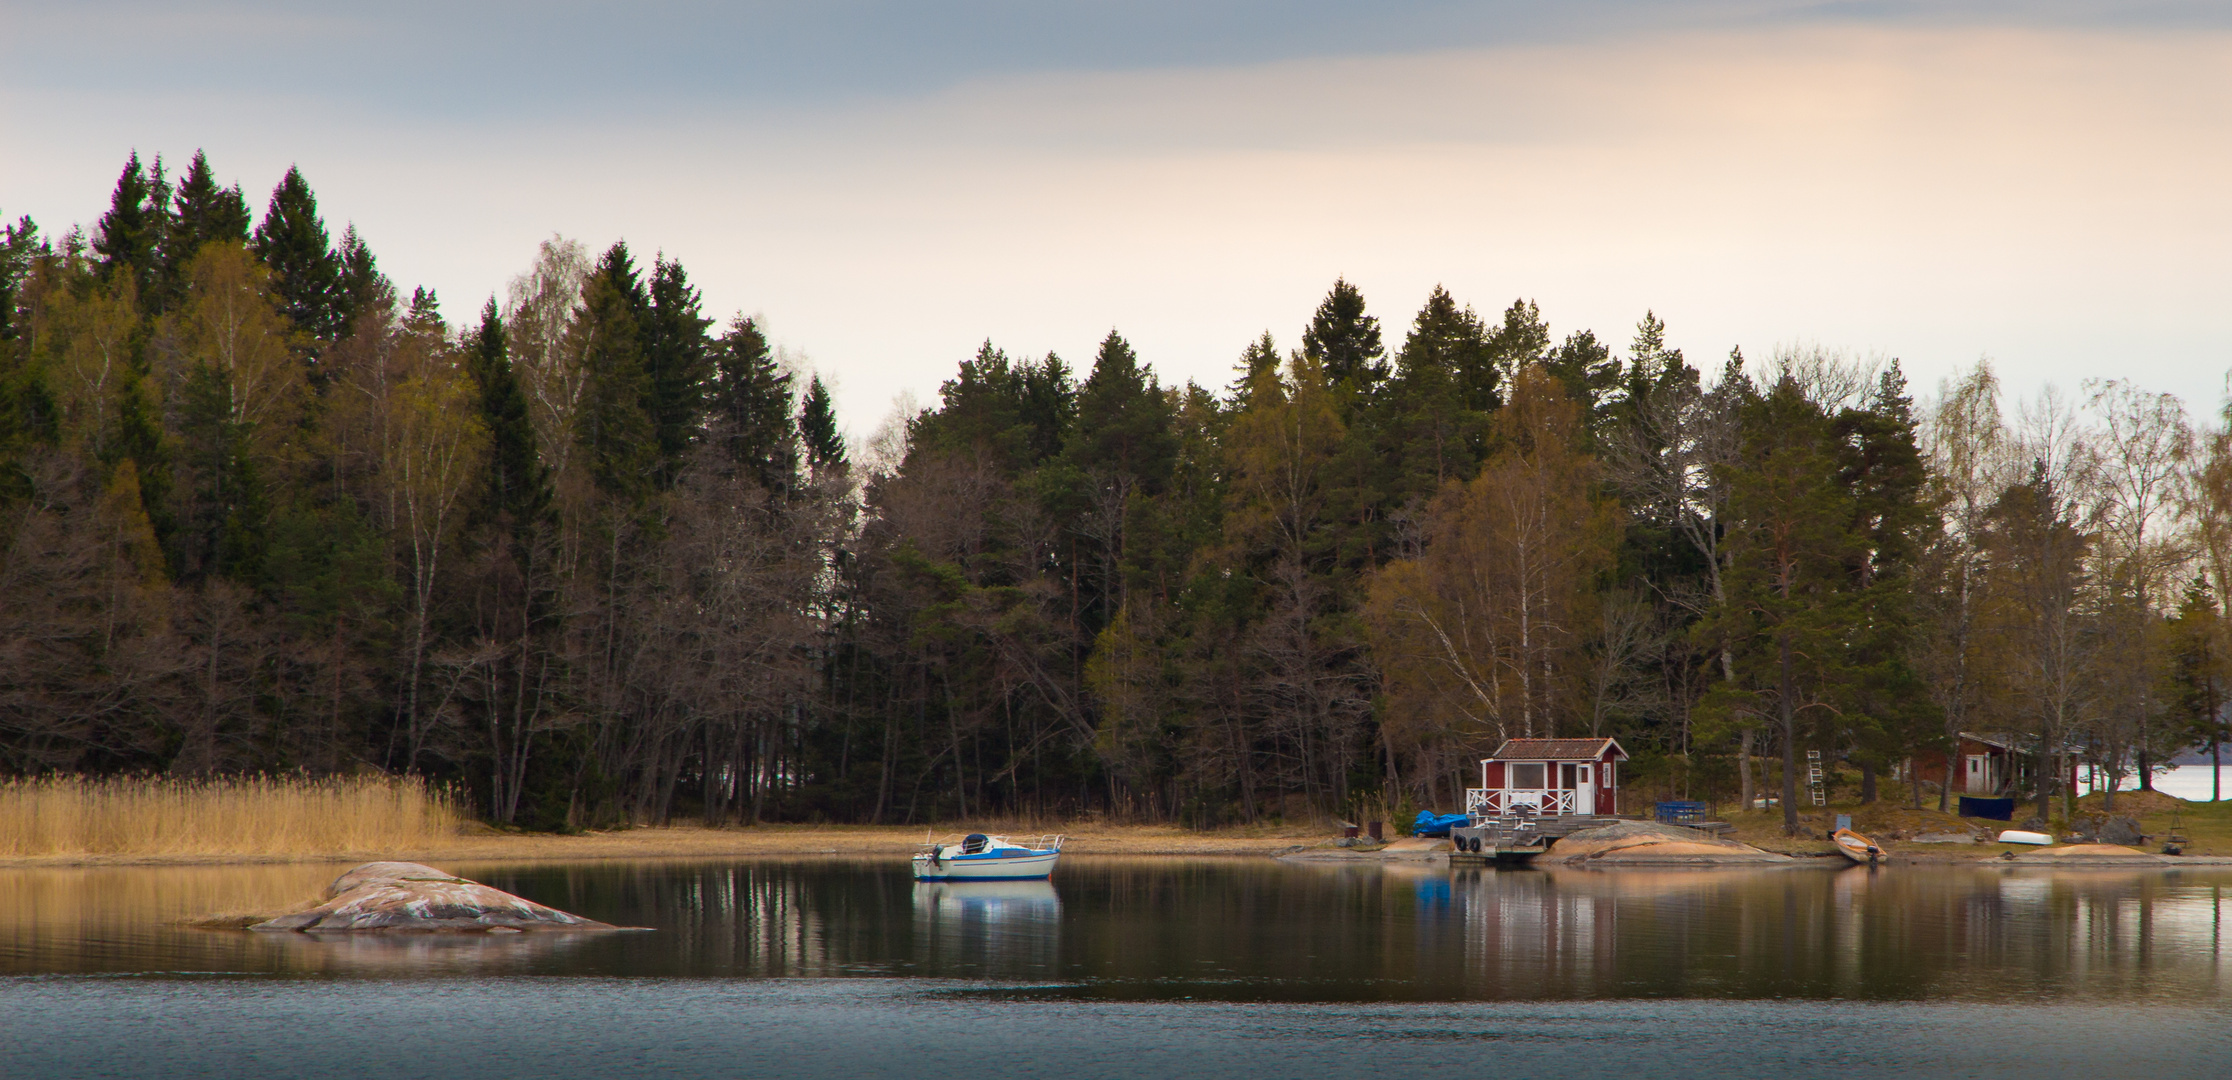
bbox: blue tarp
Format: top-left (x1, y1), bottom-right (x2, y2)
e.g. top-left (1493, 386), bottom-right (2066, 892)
top-left (1958, 797), bottom-right (2015, 821)
top-left (1412, 811), bottom-right (1469, 837)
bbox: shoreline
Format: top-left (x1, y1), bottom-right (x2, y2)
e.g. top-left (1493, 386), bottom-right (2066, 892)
top-left (10, 822), bottom-right (2232, 869)
top-left (0, 822), bottom-right (1326, 869)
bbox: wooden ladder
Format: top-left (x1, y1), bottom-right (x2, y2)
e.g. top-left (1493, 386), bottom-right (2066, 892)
top-left (1806, 750), bottom-right (1826, 807)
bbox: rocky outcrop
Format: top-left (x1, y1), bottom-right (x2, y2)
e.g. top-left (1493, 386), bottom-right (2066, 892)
top-left (251, 862), bottom-right (620, 932)
top-left (1550, 821), bottom-right (1794, 866)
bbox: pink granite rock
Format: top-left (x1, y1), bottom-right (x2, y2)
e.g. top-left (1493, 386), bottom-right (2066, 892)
top-left (251, 862), bottom-right (617, 932)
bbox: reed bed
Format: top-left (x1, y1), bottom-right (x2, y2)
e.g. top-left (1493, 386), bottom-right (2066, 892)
top-left (0, 774), bottom-right (464, 858)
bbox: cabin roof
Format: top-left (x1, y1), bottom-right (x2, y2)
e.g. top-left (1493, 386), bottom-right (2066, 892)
top-left (1486, 737), bottom-right (1628, 762)
top-left (1959, 731), bottom-right (2083, 754)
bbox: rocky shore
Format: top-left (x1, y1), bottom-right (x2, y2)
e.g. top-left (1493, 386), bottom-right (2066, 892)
top-left (250, 862), bottom-right (624, 932)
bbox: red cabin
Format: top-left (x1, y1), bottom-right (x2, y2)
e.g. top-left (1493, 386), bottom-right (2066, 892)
top-left (1468, 738), bottom-right (1628, 817)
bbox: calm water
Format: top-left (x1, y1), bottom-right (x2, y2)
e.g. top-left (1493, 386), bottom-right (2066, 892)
top-left (6, 857), bottom-right (2232, 1077)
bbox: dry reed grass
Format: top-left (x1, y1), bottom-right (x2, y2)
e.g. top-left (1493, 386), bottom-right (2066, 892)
top-left (0, 774), bottom-right (464, 858)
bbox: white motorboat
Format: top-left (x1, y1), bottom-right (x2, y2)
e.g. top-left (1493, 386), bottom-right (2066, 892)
top-left (911, 833), bottom-right (1063, 881)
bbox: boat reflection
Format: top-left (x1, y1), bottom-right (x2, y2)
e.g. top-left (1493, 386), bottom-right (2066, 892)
top-left (912, 879), bottom-right (1061, 976)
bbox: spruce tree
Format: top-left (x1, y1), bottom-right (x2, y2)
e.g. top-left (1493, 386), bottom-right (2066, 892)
top-left (642, 256), bottom-right (713, 481)
top-left (572, 243), bottom-right (656, 500)
top-left (1065, 330), bottom-right (1175, 490)
top-left (709, 316), bottom-right (799, 492)
top-left (1390, 286), bottom-right (1493, 486)
top-left (92, 151), bottom-right (168, 300)
top-left (1302, 278), bottom-right (1386, 403)
top-left (465, 298), bottom-right (552, 537)
top-left (335, 226), bottom-right (393, 335)
top-left (160, 150), bottom-right (250, 308)
top-left (251, 166), bottom-right (343, 340)
top-left (798, 375), bottom-right (846, 474)
top-left (0, 215), bottom-right (39, 345)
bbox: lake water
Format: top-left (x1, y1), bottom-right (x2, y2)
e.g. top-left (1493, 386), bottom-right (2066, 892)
top-left (5, 857), bottom-right (2231, 1078)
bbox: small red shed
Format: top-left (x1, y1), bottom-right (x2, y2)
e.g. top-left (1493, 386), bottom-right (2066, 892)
top-left (1468, 737), bottom-right (1628, 817)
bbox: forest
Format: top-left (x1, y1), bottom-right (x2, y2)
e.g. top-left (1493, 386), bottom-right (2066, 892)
top-left (4, 151), bottom-right (2229, 835)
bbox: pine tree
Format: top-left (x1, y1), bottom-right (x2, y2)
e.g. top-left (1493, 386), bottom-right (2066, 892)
top-left (708, 316), bottom-right (799, 492)
top-left (92, 151), bottom-right (168, 301)
top-left (798, 374), bottom-right (846, 474)
top-left (1484, 299), bottom-right (1551, 394)
top-left (1302, 278), bottom-right (1386, 404)
top-left (1545, 329), bottom-right (1621, 439)
top-left (642, 256), bottom-right (713, 481)
top-left (251, 166), bottom-right (343, 340)
top-left (1704, 376), bottom-right (1863, 833)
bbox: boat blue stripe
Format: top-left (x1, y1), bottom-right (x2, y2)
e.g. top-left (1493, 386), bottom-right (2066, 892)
top-left (914, 874), bottom-right (1054, 881)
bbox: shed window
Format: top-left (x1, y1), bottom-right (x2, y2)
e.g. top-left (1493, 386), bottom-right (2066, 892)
top-left (1508, 762), bottom-right (1546, 789)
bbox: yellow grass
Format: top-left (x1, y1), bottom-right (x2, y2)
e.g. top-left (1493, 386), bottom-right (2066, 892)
top-left (0, 774), bottom-right (464, 858)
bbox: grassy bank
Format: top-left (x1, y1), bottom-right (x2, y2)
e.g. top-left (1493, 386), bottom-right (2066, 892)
top-left (0, 775), bottom-right (464, 859)
top-left (0, 777), bottom-right (1321, 864)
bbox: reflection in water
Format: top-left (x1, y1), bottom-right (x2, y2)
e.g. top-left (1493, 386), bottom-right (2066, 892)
top-left (0, 857), bottom-right (2227, 1002)
top-left (912, 881), bottom-right (1061, 977)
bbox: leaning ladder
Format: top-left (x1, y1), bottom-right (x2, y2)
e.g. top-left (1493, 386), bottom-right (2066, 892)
top-left (1806, 750), bottom-right (1827, 806)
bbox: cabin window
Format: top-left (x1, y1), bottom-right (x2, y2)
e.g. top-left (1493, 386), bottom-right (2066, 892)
top-left (1508, 762), bottom-right (1546, 789)
top-left (1577, 765), bottom-right (1591, 784)
top-left (1560, 763), bottom-right (1578, 789)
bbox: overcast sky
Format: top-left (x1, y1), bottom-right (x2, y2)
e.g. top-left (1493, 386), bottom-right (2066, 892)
top-left (5, 1), bottom-right (2228, 434)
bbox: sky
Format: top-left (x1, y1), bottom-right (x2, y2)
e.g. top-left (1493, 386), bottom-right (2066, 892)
top-left (4, 1), bottom-right (2229, 436)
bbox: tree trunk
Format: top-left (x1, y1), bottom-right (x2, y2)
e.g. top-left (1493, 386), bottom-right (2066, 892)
top-left (1780, 632), bottom-right (1798, 835)
top-left (1860, 762), bottom-right (1876, 804)
top-left (1738, 728), bottom-right (1755, 813)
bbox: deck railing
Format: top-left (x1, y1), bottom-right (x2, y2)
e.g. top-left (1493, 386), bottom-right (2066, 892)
top-left (1464, 788), bottom-right (1578, 815)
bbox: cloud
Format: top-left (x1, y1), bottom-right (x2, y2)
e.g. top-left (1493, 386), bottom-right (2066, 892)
top-left (4, 12), bottom-right (2228, 431)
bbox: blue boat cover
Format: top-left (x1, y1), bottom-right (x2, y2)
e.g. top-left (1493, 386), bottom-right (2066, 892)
top-left (1412, 811), bottom-right (1469, 837)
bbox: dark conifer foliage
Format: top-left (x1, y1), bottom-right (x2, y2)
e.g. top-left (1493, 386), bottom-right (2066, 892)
top-left (572, 242), bottom-right (657, 499)
top-left (1303, 278), bottom-right (1386, 402)
top-left (335, 226), bottom-right (393, 335)
top-left (710, 316), bottom-right (801, 490)
top-left (162, 150), bottom-right (250, 306)
top-left (642, 256), bottom-right (714, 481)
top-left (251, 166), bottom-right (344, 340)
top-left (93, 151), bottom-right (167, 300)
top-left (797, 374), bottom-right (845, 476)
top-left (10, 153), bottom-right (2205, 835)
top-left (466, 298), bottom-right (551, 534)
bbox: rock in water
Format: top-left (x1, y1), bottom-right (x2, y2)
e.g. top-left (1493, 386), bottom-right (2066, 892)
top-left (251, 862), bottom-right (617, 933)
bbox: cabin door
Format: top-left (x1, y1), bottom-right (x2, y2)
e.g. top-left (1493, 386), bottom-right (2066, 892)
top-left (1965, 755), bottom-right (1988, 793)
top-left (1575, 764), bottom-right (1596, 815)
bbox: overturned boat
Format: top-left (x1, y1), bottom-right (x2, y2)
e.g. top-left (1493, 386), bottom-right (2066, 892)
top-left (912, 833), bottom-right (1064, 881)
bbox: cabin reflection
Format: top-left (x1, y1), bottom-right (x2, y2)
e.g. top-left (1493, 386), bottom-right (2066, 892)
top-left (1418, 864), bottom-right (2230, 1000)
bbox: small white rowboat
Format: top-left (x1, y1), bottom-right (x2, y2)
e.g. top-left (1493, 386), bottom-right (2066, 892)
top-left (912, 833), bottom-right (1064, 881)
top-left (1832, 828), bottom-right (1884, 865)
top-left (1997, 830), bottom-right (2053, 846)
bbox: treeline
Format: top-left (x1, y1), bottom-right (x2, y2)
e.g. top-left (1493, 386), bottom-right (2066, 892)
top-left (3, 152), bottom-right (2229, 832)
